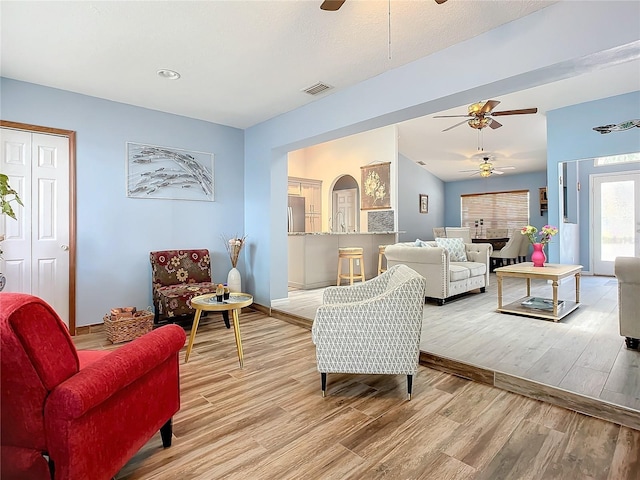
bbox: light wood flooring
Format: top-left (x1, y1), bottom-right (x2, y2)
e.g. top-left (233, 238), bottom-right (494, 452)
top-left (73, 312), bottom-right (640, 480)
top-left (271, 274), bottom-right (640, 426)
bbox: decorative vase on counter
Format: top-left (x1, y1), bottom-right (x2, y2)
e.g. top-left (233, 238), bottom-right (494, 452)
top-left (531, 243), bottom-right (546, 267)
top-left (227, 267), bottom-right (241, 293)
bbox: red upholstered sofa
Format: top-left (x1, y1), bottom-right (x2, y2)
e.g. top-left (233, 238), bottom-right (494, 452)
top-left (0, 293), bottom-right (186, 480)
top-left (150, 249), bottom-right (229, 327)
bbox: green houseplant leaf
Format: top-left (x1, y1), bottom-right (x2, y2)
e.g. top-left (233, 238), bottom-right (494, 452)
top-left (0, 173), bottom-right (24, 221)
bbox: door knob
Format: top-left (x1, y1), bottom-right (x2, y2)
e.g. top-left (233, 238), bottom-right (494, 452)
top-left (61, 245), bottom-right (69, 251)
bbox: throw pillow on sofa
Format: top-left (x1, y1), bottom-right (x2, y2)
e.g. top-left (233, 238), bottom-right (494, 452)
top-left (414, 239), bottom-right (431, 247)
top-left (435, 237), bottom-right (468, 262)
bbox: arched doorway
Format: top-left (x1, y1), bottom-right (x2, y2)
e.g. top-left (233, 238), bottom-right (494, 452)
top-left (331, 175), bottom-right (359, 232)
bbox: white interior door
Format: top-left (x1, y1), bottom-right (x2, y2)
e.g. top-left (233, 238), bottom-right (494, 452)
top-left (2, 129), bottom-right (32, 293)
top-left (333, 189), bottom-right (357, 232)
top-left (1, 128), bottom-right (70, 325)
top-left (592, 171), bottom-right (640, 276)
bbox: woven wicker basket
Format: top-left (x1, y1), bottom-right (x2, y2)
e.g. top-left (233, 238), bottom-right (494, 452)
top-left (104, 309), bottom-right (154, 344)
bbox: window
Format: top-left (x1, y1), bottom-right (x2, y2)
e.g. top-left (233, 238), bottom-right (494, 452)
top-left (594, 152), bottom-right (640, 167)
top-left (461, 190), bottom-right (530, 234)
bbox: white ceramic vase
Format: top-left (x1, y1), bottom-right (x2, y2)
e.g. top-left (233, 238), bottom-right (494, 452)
top-left (227, 267), bottom-right (241, 293)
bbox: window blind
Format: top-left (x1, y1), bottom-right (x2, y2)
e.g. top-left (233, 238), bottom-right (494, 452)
top-left (461, 190), bottom-right (529, 233)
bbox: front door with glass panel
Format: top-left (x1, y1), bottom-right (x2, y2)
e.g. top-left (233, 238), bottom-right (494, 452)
top-left (592, 172), bottom-right (640, 275)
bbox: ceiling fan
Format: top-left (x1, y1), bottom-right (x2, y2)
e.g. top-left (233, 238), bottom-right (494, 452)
top-left (459, 157), bottom-right (516, 178)
top-left (435, 100), bottom-right (538, 132)
top-left (320, 0), bottom-right (446, 11)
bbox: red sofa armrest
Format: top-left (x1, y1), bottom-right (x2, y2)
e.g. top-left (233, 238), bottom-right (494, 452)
top-left (0, 445), bottom-right (51, 480)
top-left (45, 325), bottom-right (185, 420)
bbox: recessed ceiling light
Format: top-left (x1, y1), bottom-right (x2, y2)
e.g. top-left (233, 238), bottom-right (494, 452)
top-left (157, 69), bottom-right (181, 80)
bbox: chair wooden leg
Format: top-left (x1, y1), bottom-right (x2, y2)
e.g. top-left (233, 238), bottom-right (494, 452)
top-left (321, 372), bottom-right (327, 397)
top-left (407, 375), bottom-right (413, 400)
top-left (160, 418), bottom-right (173, 448)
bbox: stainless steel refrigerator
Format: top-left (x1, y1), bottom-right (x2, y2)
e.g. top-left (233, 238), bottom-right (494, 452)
top-left (287, 196), bottom-right (305, 233)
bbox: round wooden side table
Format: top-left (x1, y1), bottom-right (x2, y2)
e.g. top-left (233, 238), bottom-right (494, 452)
top-left (185, 292), bottom-right (253, 367)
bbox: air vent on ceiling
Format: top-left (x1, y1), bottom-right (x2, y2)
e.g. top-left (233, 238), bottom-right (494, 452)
top-left (302, 82), bottom-right (333, 96)
top-left (417, 161), bottom-right (427, 166)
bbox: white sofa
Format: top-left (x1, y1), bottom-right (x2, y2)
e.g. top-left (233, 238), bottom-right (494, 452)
top-left (384, 241), bottom-right (492, 305)
top-left (614, 256), bottom-right (640, 350)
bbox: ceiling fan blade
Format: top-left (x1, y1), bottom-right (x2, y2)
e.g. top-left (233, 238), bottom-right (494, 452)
top-left (479, 100), bottom-right (500, 114)
top-left (442, 119), bottom-right (470, 132)
top-left (489, 119), bottom-right (503, 129)
top-left (500, 166), bottom-right (516, 170)
top-left (320, 0), bottom-right (345, 11)
top-left (433, 114), bottom-right (471, 118)
top-left (491, 108), bottom-right (538, 116)
top-left (493, 170), bottom-right (505, 175)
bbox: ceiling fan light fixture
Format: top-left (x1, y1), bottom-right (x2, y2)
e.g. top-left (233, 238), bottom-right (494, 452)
top-left (480, 170), bottom-right (491, 178)
top-left (468, 117), bottom-right (490, 130)
top-left (468, 102), bottom-right (484, 115)
top-left (437, 99), bottom-right (535, 132)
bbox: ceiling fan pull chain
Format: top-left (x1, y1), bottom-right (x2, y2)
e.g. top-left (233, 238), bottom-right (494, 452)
top-left (388, 0), bottom-right (392, 60)
top-left (478, 129), bottom-right (484, 152)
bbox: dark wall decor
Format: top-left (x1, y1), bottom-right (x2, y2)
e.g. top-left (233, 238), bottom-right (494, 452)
top-left (419, 194), bottom-right (428, 213)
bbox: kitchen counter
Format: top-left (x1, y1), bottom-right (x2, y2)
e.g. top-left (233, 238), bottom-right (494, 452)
top-left (288, 232), bottom-right (400, 289)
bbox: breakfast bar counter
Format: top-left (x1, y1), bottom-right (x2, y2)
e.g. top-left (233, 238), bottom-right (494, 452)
top-left (288, 232), bottom-right (400, 289)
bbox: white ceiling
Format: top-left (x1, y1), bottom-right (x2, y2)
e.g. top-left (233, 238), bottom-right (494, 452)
top-left (2, 1), bottom-right (639, 182)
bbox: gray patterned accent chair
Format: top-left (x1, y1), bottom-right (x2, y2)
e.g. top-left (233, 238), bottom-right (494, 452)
top-left (311, 264), bottom-right (427, 400)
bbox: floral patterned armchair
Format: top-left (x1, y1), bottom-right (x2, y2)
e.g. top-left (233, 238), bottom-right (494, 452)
top-left (150, 249), bottom-right (229, 326)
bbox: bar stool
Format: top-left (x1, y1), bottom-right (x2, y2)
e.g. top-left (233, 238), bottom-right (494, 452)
top-left (378, 245), bottom-right (388, 276)
top-left (337, 247), bottom-right (365, 286)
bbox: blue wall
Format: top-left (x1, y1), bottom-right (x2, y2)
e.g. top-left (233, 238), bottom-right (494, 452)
top-left (397, 153), bottom-right (445, 242)
top-left (444, 171), bottom-right (549, 228)
top-left (1, 78), bottom-right (244, 326)
top-left (546, 91), bottom-right (640, 262)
